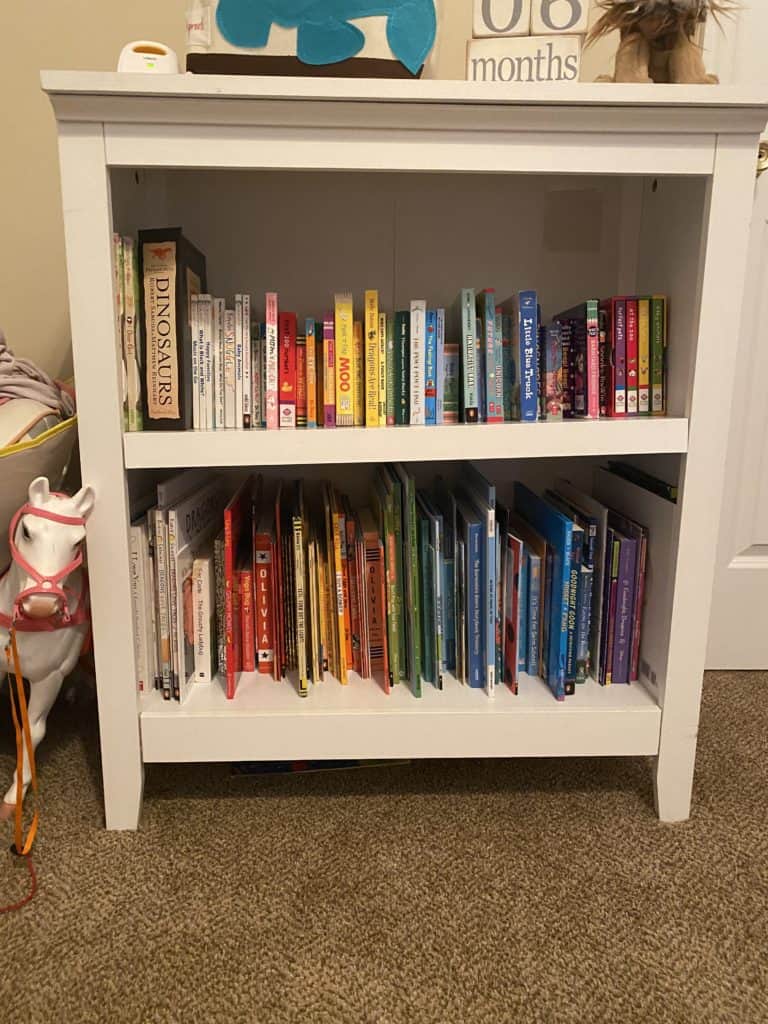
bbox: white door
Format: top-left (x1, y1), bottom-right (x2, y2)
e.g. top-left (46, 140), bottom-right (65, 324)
top-left (706, 8), bottom-right (768, 668)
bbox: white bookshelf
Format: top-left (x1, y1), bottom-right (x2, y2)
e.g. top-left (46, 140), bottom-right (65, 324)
top-left (43, 72), bottom-right (766, 830)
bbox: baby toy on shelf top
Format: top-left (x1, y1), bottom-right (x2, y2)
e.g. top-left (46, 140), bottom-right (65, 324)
top-left (186, 0), bottom-right (438, 77)
top-left (588, 0), bottom-right (738, 84)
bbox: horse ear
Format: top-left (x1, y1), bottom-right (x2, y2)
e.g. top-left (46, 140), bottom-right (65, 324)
top-left (28, 477), bottom-right (51, 506)
top-left (73, 485), bottom-right (95, 520)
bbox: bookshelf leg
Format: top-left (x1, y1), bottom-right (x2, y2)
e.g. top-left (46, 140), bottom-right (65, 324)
top-left (653, 735), bottom-right (696, 822)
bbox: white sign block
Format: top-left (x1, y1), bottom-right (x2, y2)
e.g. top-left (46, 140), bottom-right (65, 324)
top-left (473, 0), bottom-right (532, 38)
top-left (531, 0), bottom-right (588, 35)
top-left (467, 34), bottom-right (581, 83)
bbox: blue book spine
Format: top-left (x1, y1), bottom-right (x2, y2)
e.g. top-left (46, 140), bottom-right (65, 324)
top-left (466, 521), bottom-right (483, 688)
top-left (518, 552), bottom-right (529, 673)
top-left (494, 306), bottom-right (504, 424)
top-left (513, 482), bottom-right (571, 700)
top-left (564, 537), bottom-right (581, 689)
top-left (612, 537), bottom-right (637, 684)
top-left (425, 309), bottom-right (438, 425)
top-left (480, 291), bottom-right (500, 422)
top-left (519, 291), bottom-right (539, 422)
top-left (435, 308), bottom-right (445, 425)
top-left (575, 566), bottom-right (593, 684)
top-left (527, 552), bottom-right (541, 676)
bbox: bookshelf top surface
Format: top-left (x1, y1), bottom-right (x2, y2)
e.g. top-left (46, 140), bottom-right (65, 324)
top-left (41, 71), bottom-right (768, 133)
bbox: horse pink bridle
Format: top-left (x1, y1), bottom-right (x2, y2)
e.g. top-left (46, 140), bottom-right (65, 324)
top-left (0, 497), bottom-right (89, 633)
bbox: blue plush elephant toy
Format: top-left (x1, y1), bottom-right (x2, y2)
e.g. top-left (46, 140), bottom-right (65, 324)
top-left (216, 0), bottom-right (437, 75)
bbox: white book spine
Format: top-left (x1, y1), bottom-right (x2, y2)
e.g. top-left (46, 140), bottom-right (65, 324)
top-left (190, 295), bottom-right (200, 430)
top-left (224, 308), bottom-right (236, 429)
top-left (199, 295), bottom-right (214, 431)
top-left (212, 298), bottom-right (225, 429)
top-left (265, 292), bottom-right (279, 430)
top-left (234, 295), bottom-right (244, 430)
top-left (241, 294), bottom-right (252, 429)
top-left (166, 514), bottom-right (181, 701)
top-left (129, 525), bottom-right (148, 692)
top-left (193, 557), bottom-right (214, 684)
top-left (410, 299), bottom-right (426, 425)
top-left (122, 237), bottom-right (142, 432)
top-left (252, 329), bottom-right (262, 429)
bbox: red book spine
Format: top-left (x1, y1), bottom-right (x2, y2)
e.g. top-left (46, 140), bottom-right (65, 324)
top-left (296, 332), bottom-right (307, 427)
top-left (586, 303), bottom-right (600, 419)
top-left (224, 513), bottom-right (239, 699)
top-left (598, 301), bottom-right (611, 418)
top-left (232, 581), bottom-right (242, 682)
top-left (239, 569), bottom-right (255, 672)
top-left (254, 535), bottom-right (275, 676)
top-left (503, 539), bottom-right (520, 695)
top-left (278, 312), bottom-right (297, 429)
top-left (626, 298), bottom-right (639, 416)
top-left (274, 484), bottom-right (285, 678)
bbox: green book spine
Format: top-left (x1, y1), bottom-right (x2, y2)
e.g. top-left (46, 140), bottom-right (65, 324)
top-left (395, 310), bottom-right (410, 426)
top-left (651, 296), bottom-right (665, 415)
top-left (419, 517), bottom-right (435, 686)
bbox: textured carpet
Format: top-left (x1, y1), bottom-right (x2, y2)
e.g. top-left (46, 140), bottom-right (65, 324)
top-left (0, 673), bottom-right (766, 1024)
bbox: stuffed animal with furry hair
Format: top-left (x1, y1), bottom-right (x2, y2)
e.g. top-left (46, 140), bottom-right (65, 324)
top-left (588, 0), bottom-right (737, 84)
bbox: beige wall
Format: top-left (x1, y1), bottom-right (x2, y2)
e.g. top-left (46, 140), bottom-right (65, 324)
top-left (0, 1), bottom-right (614, 381)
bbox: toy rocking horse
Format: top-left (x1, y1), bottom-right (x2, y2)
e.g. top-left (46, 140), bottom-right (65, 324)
top-left (0, 477), bottom-right (94, 828)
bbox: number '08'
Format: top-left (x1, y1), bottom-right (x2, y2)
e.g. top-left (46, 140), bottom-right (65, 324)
top-left (532, 0), bottom-right (587, 34)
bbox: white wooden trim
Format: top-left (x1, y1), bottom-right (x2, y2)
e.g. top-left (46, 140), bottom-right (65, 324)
top-left (140, 673), bottom-right (661, 763)
top-left (57, 122), bottom-right (144, 831)
top-left (123, 419), bottom-right (689, 470)
top-left (654, 135), bottom-right (758, 822)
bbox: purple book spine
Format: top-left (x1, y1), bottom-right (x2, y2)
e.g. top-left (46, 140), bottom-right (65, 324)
top-left (323, 313), bottom-right (336, 429)
top-left (611, 537), bottom-right (637, 684)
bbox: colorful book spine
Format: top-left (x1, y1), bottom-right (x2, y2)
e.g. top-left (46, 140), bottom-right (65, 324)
top-left (353, 320), bottom-right (364, 427)
top-left (526, 552), bottom-right (541, 677)
top-left (278, 311), bottom-right (297, 429)
top-left (494, 304), bottom-right (504, 423)
top-left (586, 299), bottom-right (600, 419)
top-left (638, 297), bottom-right (650, 415)
top-left (480, 289), bottom-right (501, 423)
top-left (409, 300), bottom-right (426, 426)
top-left (545, 323), bottom-right (564, 420)
top-left (383, 314), bottom-right (394, 427)
top-left (651, 295), bottom-right (666, 415)
top-left (575, 566), bottom-right (593, 684)
top-left (425, 308), bottom-right (438, 425)
top-left (435, 308), bottom-right (446, 425)
top-left (323, 312), bottom-right (336, 428)
top-left (223, 307), bottom-right (236, 429)
top-left (630, 532), bottom-right (647, 683)
top-left (559, 320), bottom-right (573, 419)
top-left (519, 291), bottom-right (538, 422)
top-left (518, 550), bottom-right (529, 676)
top-left (122, 237), bottom-right (143, 432)
top-left (292, 514), bottom-right (308, 696)
top-left (305, 318), bottom-right (317, 428)
top-left (612, 536), bottom-right (637, 685)
top-left (239, 569), bottom-right (255, 672)
top-left (502, 313), bottom-right (519, 421)
top-left (626, 298), bottom-right (639, 416)
top-left (459, 289), bottom-right (478, 423)
top-left (334, 293), bottom-right (354, 427)
top-left (564, 533), bottom-right (581, 686)
top-left (378, 311), bottom-right (387, 427)
top-left (235, 295), bottom-right (244, 430)
top-left (613, 298), bottom-right (627, 417)
top-left (395, 310), bottom-right (409, 426)
top-left (463, 513), bottom-right (483, 689)
top-left (365, 290), bottom-right (380, 427)
top-left (443, 341), bottom-right (459, 425)
top-left (265, 292), bottom-right (279, 430)
top-left (190, 295), bottom-right (200, 429)
top-left (241, 294), bottom-right (251, 429)
top-left (601, 532), bottom-right (620, 687)
top-left (598, 302), bottom-right (611, 418)
top-left (296, 331), bottom-right (307, 428)
top-left (254, 536), bottom-right (274, 676)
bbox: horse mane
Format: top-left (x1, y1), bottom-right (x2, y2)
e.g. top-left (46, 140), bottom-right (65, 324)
top-left (587, 0), bottom-right (738, 46)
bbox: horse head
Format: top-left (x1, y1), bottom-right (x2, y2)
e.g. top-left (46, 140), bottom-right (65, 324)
top-left (10, 477), bottom-right (94, 621)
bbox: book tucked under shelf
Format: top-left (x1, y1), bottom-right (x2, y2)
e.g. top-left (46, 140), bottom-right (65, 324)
top-left (114, 229), bottom-right (669, 436)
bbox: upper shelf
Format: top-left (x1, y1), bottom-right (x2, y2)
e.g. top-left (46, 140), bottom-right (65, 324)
top-left (42, 71), bottom-right (768, 134)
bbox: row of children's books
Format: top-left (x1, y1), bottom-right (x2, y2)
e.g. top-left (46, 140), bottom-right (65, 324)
top-left (114, 228), bottom-right (669, 433)
top-left (129, 461), bottom-right (655, 704)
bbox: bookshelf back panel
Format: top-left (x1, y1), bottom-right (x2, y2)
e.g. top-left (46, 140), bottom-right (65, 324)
top-left (111, 169), bottom-right (628, 321)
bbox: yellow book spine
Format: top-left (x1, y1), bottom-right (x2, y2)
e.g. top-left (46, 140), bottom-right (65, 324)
top-left (353, 321), bottom-right (364, 427)
top-left (365, 290), bottom-right (380, 427)
top-left (332, 509), bottom-right (349, 684)
top-left (378, 312), bottom-right (387, 426)
top-left (638, 298), bottom-right (650, 416)
top-left (334, 292), bottom-right (354, 426)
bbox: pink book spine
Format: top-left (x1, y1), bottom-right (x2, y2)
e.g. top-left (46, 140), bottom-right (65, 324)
top-left (323, 312), bottom-right (336, 429)
top-left (265, 292), bottom-right (279, 430)
top-left (587, 302), bottom-right (600, 419)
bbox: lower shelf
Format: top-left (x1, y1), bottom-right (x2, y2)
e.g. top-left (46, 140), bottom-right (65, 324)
top-left (140, 672), bottom-right (661, 764)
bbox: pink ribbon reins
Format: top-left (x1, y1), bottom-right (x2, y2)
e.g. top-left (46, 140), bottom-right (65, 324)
top-left (0, 496), bottom-right (89, 632)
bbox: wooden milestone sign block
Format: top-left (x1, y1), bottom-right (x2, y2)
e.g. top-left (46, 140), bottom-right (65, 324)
top-left (530, 0), bottom-right (588, 36)
top-left (473, 0), bottom-right (532, 38)
top-left (467, 34), bottom-right (581, 83)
